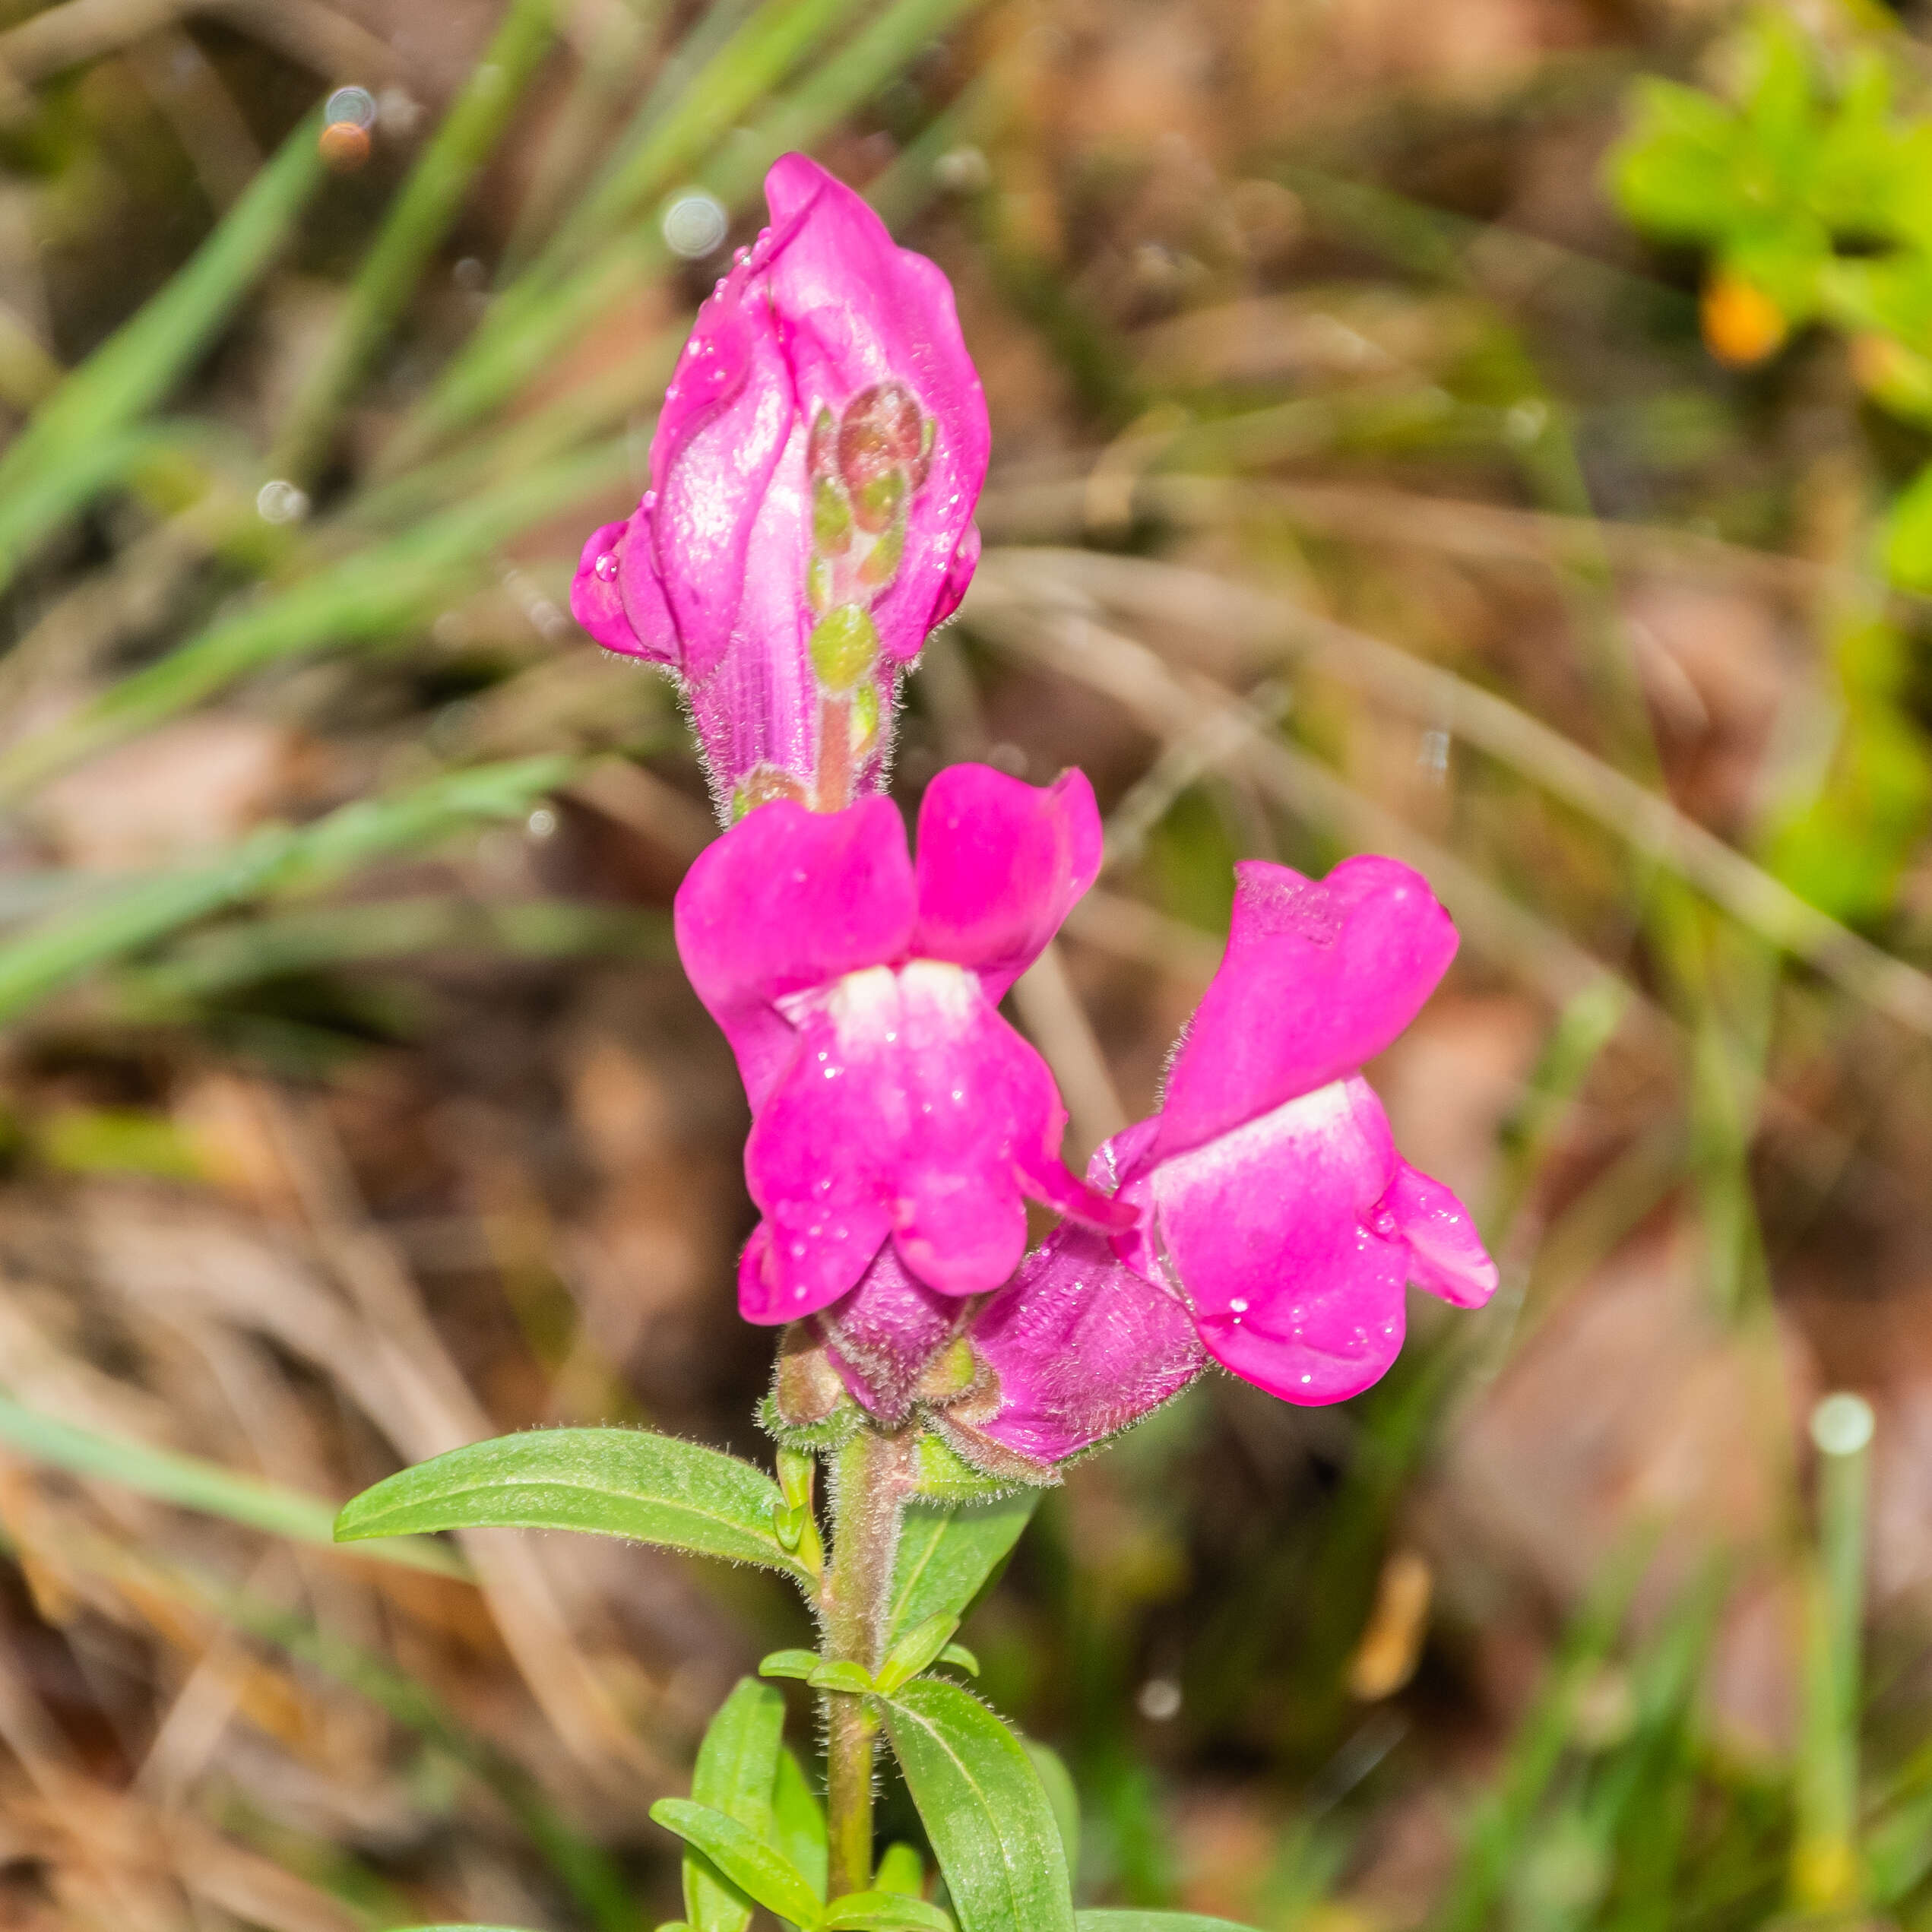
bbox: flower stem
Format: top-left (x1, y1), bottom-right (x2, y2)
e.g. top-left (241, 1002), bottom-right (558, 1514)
top-left (815, 689), bottom-right (854, 812)
top-left (821, 1424), bottom-right (915, 1897)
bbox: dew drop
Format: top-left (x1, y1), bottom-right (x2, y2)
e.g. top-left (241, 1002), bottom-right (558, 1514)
top-left (593, 552), bottom-right (619, 582)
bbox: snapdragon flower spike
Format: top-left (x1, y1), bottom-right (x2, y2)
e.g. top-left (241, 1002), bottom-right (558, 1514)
top-left (1097, 856), bottom-right (1498, 1407)
top-left (570, 153), bottom-right (989, 814)
top-left (675, 763), bottom-right (1133, 1324)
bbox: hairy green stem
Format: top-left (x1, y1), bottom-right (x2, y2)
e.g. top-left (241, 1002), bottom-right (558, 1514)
top-left (820, 1424), bottom-right (915, 1897)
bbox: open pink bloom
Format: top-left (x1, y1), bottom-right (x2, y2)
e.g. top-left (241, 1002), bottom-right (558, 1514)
top-left (675, 764), bottom-right (1132, 1325)
top-left (1097, 856), bottom-right (1498, 1407)
top-left (570, 154), bottom-right (989, 812)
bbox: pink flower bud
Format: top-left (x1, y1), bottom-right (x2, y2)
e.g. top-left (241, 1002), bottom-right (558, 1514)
top-left (569, 156), bottom-right (989, 815)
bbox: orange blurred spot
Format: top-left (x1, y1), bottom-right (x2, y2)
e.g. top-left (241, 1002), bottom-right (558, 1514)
top-left (1700, 275), bottom-right (1786, 368)
top-left (1347, 1547), bottom-right (1433, 1699)
top-left (318, 121), bottom-right (371, 173)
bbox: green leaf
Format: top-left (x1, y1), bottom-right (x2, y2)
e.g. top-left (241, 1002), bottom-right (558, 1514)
top-left (822, 1892), bottom-right (954, 1931)
top-left (939, 1644), bottom-right (980, 1677)
top-left (1025, 1739), bottom-right (1081, 1883)
top-left (760, 1649), bottom-right (822, 1680)
top-left (882, 1679), bottom-right (1075, 1932)
top-left (334, 1427), bottom-right (818, 1589)
top-left (806, 1659), bottom-right (876, 1696)
top-left (651, 1797), bottom-right (825, 1930)
top-left (773, 1747), bottom-right (829, 1902)
top-left (687, 1677), bottom-right (787, 1932)
top-left (0, 1391), bottom-right (462, 1576)
top-left (876, 1613), bottom-right (960, 1693)
top-left (888, 1493), bottom-right (1038, 1645)
top-left (876, 1843), bottom-right (927, 1897)
top-left (1075, 1917), bottom-right (1262, 1931)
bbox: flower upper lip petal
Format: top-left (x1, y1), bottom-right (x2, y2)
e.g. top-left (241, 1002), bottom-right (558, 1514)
top-left (1151, 854), bottom-right (1459, 1164)
top-left (909, 763), bottom-right (1104, 1002)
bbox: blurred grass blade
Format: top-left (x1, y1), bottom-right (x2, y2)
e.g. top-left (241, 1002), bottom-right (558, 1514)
top-left (1429, 1539), bottom-right (1650, 1932)
top-left (1794, 1393), bottom-right (1875, 1913)
top-left (272, 0), bottom-right (560, 480)
top-left (0, 756), bottom-right (575, 1024)
top-left (0, 1390), bottom-right (464, 1575)
top-left (0, 440), bottom-right (627, 797)
top-left (406, 0), bottom-right (983, 456)
top-left (0, 106), bottom-right (325, 586)
top-left (402, 0), bottom-right (866, 456)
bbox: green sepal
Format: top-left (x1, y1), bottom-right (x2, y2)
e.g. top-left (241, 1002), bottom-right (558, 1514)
top-left (912, 1430), bottom-right (1028, 1502)
top-left (759, 1389), bottom-right (864, 1454)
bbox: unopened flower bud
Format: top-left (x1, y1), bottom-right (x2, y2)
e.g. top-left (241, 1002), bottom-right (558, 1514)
top-left (849, 678), bottom-right (881, 755)
top-left (809, 605), bottom-right (880, 690)
top-left (813, 475), bottom-right (854, 555)
top-left (731, 765), bottom-right (809, 820)
top-left (838, 382), bottom-right (924, 495)
top-left (808, 404), bottom-right (838, 480)
top-left (568, 155), bottom-right (988, 814)
top-left (852, 468), bottom-right (907, 537)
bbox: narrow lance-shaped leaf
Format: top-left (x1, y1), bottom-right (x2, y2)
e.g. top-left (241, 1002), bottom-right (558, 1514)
top-left (334, 1427), bottom-right (819, 1590)
top-left (774, 1745), bottom-right (830, 1903)
top-left (651, 1797), bottom-right (825, 1930)
top-left (888, 1493), bottom-right (1037, 1645)
top-left (821, 1892), bottom-right (955, 1931)
top-left (1025, 1739), bottom-right (1081, 1883)
top-left (687, 1677), bottom-right (788, 1932)
top-left (882, 1679), bottom-right (1075, 1932)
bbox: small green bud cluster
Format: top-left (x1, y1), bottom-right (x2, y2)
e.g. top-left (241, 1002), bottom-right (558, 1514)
top-left (804, 382), bottom-right (934, 761)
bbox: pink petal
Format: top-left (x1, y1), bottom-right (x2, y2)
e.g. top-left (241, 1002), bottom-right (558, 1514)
top-left (673, 796), bottom-right (916, 1110)
top-left (820, 1241), bottom-right (968, 1424)
top-left (570, 513), bottom-right (679, 664)
top-left (1150, 857), bottom-right (1459, 1166)
top-left (1151, 1076), bottom-right (1410, 1405)
top-left (651, 248), bottom-right (800, 687)
top-left (1384, 1161), bottom-right (1497, 1308)
top-left (971, 1224), bottom-right (1205, 1463)
top-left (744, 961), bottom-right (1093, 1310)
top-left (911, 765), bottom-right (1104, 1003)
top-left (760, 156), bottom-right (990, 666)
top-left (931, 524), bottom-right (981, 632)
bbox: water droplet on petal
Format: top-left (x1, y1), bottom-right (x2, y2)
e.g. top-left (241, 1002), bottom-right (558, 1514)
top-left (593, 552), bottom-right (619, 582)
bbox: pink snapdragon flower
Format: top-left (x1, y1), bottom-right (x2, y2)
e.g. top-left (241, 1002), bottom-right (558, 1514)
top-left (571, 154), bottom-right (989, 814)
top-left (675, 763), bottom-right (1132, 1325)
top-left (803, 853), bottom-right (1498, 1471)
top-left (1103, 856), bottom-right (1497, 1406)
